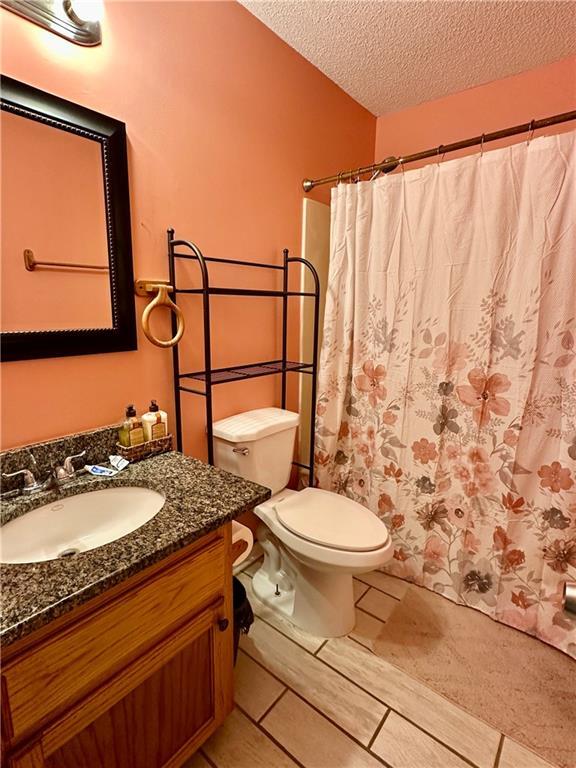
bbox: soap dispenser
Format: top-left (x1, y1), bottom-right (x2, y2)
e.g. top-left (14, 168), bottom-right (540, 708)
top-left (118, 404), bottom-right (145, 447)
top-left (142, 400), bottom-right (168, 441)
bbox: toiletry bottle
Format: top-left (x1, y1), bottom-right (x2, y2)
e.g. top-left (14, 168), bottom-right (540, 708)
top-left (118, 404), bottom-right (145, 447)
top-left (142, 400), bottom-right (168, 441)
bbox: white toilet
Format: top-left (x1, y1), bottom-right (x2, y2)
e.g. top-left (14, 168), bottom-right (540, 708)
top-left (213, 407), bottom-right (393, 637)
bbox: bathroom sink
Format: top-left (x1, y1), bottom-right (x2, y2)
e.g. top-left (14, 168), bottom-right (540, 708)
top-left (0, 487), bottom-right (165, 564)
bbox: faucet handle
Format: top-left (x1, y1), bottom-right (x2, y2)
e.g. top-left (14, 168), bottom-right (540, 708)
top-left (1, 467), bottom-right (51, 495)
top-left (62, 450), bottom-right (86, 474)
top-left (2, 468), bottom-right (37, 489)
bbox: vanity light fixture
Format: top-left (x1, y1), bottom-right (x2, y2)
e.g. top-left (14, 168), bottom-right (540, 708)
top-left (1, 0), bottom-right (103, 46)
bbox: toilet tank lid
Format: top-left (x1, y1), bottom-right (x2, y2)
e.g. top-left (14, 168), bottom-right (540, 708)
top-left (213, 408), bottom-right (299, 442)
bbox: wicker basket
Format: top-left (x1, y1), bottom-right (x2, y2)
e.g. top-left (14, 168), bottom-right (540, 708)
top-left (115, 434), bottom-right (173, 463)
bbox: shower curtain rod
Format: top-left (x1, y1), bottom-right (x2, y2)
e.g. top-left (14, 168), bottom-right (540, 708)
top-left (302, 109), bottom-right (576, 192)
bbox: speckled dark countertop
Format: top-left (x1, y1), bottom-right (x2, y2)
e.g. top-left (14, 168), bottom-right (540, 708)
top-left (0, 452), bottom-right (270, 647)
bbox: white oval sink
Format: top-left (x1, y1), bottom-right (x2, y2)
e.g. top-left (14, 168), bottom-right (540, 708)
top-left (0, 486), bottom-right (165, 564)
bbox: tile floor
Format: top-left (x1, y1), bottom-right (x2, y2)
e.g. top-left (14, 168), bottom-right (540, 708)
top-left (186, 554), bottom-right (557, 768)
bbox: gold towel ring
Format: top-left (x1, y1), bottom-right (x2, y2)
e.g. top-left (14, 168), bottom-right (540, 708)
top-left (138, 282), bottom-right (185, 348)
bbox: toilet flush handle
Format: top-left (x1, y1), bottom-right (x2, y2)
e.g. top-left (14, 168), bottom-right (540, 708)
top-left (233, 447), bottom-right (249, 456)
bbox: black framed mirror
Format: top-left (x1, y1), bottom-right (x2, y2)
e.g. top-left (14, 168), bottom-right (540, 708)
top-left (0, 76), bottom-right (137, 361)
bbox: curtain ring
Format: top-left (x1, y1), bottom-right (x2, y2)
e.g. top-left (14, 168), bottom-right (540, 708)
top-left (337, 170), bottom-right (344, 185)
top-left (436, 145), bottom-right (445, 167)
top-left (527, 119), bottom-right (535, 145)
top-left (480, 134), bottom-right (485, 157)
top-left (355, 168), bottom-right (362, 183)
top-left (399, 157), bottom-right (405, 175)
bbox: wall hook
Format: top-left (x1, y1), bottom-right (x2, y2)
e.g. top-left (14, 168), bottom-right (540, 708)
top-left (135, 280), bottom-right (185, 348)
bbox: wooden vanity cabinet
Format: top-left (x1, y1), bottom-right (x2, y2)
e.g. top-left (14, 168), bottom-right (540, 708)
top-left (1, 524), bottom-right (234, 768)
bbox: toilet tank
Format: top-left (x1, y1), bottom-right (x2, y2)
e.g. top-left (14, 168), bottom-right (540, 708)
top-left (213, 408), bottom-right (299, 494)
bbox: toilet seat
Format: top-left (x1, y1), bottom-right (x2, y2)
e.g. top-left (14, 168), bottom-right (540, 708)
top-left (274, 487), bottom-right (389, 552)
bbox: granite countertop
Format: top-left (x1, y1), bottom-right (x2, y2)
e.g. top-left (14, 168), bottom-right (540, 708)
top-left (0, 451), bottom-right (270, 648)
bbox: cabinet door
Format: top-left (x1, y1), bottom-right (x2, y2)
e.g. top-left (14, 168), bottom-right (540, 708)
top-left (42, 601), bottom-right (233, 768)
top-left (3, 534), bottom-right (226, 743)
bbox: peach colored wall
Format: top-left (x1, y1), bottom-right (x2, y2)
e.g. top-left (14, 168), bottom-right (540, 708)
top-left (0, 1), bottom-right (375, 453)
top-left (375, 56), bottom-right (576, 166)
top-left (1, 111), bottom-right (111, 331)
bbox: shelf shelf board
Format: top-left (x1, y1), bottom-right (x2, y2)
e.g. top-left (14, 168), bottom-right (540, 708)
top-left (179, 360), bottom-right (313, 386)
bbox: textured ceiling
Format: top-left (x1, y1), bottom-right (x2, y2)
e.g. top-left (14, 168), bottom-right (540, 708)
top-left (239, 1), bottom-right (576, 116)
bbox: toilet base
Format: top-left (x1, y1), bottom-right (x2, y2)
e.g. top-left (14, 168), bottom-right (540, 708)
top-left (252, 567), bottom-right (295, 621)
top-left (252, 548), bottom-right (356, 638)
top-left (249, 495), bottom-right (392, 639)
top-left (293, 562), bottom-right (356, 637)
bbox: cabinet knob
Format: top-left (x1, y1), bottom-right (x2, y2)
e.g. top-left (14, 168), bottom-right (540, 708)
top-left (217, 617), bottom-right (229, 632)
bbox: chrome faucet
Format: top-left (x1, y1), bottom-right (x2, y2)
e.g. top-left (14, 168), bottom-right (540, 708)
top-left (2, 466), bottom-right (52, 495)
top-left (2, 450), bottom-right (86, 495)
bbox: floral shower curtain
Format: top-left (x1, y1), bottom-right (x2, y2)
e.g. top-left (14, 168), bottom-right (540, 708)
top-left (315, 131), bottom-right (576, 657)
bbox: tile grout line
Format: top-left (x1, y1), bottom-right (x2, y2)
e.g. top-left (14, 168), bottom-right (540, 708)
top-left (355, 606), bottom-right (389, 624)
top-left (261, 688), bottom-right (393, 768)
top-left (348, 631), bottom-right (378, 655)
top-left (354, 583), bottom-right (370, 604)
top-left (252, 605), bottom-right (475, 741)
top-left (493, 734), bottom-right (505, 768)
top-left (367, 707), bottom-right (392, 751)
top-left (257, 685), bottom-right (289, 724)
top-left (314, 648), bottom-right (484, 768)
top-left (241, 622), bottom-right (484, 768)
top-left (234, 700), bottom-right (307, 768)
top-left (355, 575), bottom-right (405, 601)
top-left (353, 603), bottom-right (392, 625)
top-left (239, 582), bottom-right (326, 654)
top-left (240, 645), bottom-right (479, 768)
top-left (237, 648), bottom-right (392, 768)
top-left (249, 610), bottom-right (445, 734)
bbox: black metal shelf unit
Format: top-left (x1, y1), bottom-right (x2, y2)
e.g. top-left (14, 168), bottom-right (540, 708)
top-left (167, 229), bottom-right (320, 486)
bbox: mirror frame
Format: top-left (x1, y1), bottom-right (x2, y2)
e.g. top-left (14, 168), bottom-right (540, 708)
top-left (0, 76), bottom-right (137, 361)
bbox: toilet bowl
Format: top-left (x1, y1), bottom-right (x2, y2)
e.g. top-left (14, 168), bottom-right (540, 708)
top-left (252, 487), bottom-right (393, 636)
top-left (213, 407), bottom-right (393, 637)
